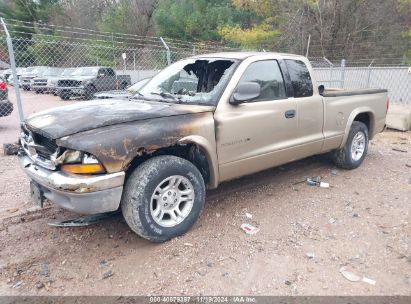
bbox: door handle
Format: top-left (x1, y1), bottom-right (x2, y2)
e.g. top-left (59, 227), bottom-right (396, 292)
top-left (285, 109), bottom-right (296, 119)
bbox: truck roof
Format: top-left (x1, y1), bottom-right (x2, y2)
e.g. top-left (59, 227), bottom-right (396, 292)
top-left (191, 51), bottom-right (306, 60)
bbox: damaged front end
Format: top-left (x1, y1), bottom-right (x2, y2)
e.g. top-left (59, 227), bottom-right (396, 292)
top-left (18, 124), bottom-right (125, 214)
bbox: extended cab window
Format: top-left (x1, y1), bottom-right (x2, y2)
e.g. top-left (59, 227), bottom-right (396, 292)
top-left (238, 60), bottom-right (286, 102)
top-left (106, 68), bottom-right (115, 76)
top-left (285, 59), bottom-right (313, 97)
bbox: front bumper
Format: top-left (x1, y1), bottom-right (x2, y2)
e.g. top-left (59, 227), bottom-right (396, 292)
top-left (56, 86), bottom-right (86, 96)
top-left (18, 154), bottom-right (125, 214)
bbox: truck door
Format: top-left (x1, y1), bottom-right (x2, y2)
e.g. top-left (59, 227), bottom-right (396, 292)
top-left (215, 59), bottom-right (300, 182)
top-left (284, 59), bottom-right (324, 153)
top-left (105, 68), bottom-right (117, 90)
top-left (96, 68), bottom-right (108, 91)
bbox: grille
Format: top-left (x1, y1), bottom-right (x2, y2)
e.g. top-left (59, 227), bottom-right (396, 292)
top-left (32, 132), bottom-right (58, 159)
top-left (22, 124), bottom-right (58, 161)
top-left (33, 79), bottom-right (47, 85)
top-left (58, 80), bottom-right (81, 87)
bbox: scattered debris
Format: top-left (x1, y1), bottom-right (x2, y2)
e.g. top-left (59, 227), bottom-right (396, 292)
top-left (362, 277), bottom-right (377, 285)
top-left (102, 270), bottom-right (114, 279)
top-left (100, 260), bottom-right (109, 268)
top-left (339, 267), bottom-right (376, 285)
top-left (331, 169), bottom-right (338, 176)
top-left (392, 148), bottom-right (407, 153)
top-left (306, 178), bottom-right (319, 186)
top-left (3, 143), bottom-right (20, 156)
top-left (184, 242), bottom-right (194, 247)
top-left (12, 281), bottom-right (23, 288)
top-left (245, 212), bottom-right (253, 219)
top-left (216, 213), bottom-right (221, 218)
top-left (240, 223), bottom-right (260, 235)
top-left (329, 218), bottom-right (336, 224)
top-left (306, 178), bottom-right (330, 188)
top-left (40, 263), bottom-right (49, 277)
top-left (48, 211), bottom-right (121, 227)
top-left (7, 207), bottom-right (19, 213)
top-left (284, 280), bottom-right (292, 285)
top-left (306, 252), bottom-right (315, 259)
top-left (35, 282), bottom-right (45, 290)
top-left (406, 164), bottom-right (411, 168)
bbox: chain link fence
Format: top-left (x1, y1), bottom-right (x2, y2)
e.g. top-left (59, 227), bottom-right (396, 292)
top-left (0, 18), bottom-right (410, 120)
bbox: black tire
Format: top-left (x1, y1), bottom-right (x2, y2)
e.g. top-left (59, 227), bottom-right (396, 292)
top-left (121, 155), bottom-right (206, 242)
top-left (35, 90), bottom-right (40, 94)
top-left (120, 81), bottom-right (128, 89)
top-left (331, 121), bottom-right (369, 169)
top-left (59, 93), bottom-right (70, 101)
top-left (84, 85), bottom-right (96, 100)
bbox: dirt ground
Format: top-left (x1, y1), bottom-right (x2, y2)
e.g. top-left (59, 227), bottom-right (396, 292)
top-left (0, 90), bottom-right (410, 296)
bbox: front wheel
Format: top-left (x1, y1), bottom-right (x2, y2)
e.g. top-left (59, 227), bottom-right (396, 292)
top-left (84, 85), bottom-right (96, 100)
top-left (121, 156), bottom-right (205, 242)
top-left (331, 121), bottom-right (369, 169)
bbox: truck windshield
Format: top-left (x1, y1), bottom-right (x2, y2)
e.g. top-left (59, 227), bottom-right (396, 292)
top-left (138, 58), bottom-right (238, 105)
top-left (71, 67), bottom-right (99, 76)
top-left (61, 69), bottom-right (75, 76)
top-left (43, 68), bottom-right (63, 76)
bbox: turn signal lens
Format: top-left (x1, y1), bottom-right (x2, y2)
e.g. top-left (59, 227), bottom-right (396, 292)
top-left (61, 163), bottom-right (105, 174)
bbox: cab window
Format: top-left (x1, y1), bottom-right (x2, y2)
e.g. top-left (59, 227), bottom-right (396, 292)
top-left (238, 60), bottom-right (286, 102)
top-left (285, 59), bottom-right (313, 97)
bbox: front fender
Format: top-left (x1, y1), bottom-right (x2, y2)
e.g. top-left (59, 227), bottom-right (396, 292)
top-left (179, 135), bottom-right (219, 189)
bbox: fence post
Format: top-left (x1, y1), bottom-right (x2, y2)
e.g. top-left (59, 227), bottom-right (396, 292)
top-left (160, 37), bottom-right (171, 65)
top-left (0, 18), bottom-right (25, 123)
top-left (340, 59), bottom-right (346, 89)
top-left (366, 59), bottom-right (374, 88)
top-left (323, 57), bottom-right (334, 87)
top-left (133, 50), bottom-right (136, 71)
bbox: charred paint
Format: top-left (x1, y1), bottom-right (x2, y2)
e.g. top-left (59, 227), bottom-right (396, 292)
top-left (56, 112), bottom-right (215, 173)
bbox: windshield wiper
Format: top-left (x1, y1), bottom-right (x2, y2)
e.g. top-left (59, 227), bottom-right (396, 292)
top-left (150, 91), bottom-right (181, 103)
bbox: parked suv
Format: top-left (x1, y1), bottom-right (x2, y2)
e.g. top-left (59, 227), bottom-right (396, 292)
top-left (20, 66), bottom-right (48, 91)
top-left (31, 67), bottom-right (64, 94)
top-left (56, 67), bottom-right (131, 100)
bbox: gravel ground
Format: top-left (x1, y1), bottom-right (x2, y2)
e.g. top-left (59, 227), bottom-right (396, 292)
top-left (0, 90), bottom-right (410, 296)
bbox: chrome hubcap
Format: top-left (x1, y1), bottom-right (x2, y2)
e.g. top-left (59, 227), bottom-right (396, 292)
top-left (150, 175), bottom-right (194, 227)
top-left (351, 131), bottom-right (366, 161)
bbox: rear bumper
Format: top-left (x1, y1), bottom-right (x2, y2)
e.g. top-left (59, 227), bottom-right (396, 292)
top-left (18, 153), bottom-right (125, 214)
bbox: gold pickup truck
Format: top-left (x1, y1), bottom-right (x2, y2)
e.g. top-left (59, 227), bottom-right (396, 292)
top-left (18, 52), bottom-right (388, 242)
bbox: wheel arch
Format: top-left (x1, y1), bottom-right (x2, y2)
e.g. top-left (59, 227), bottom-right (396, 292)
top-left (125, 136), bottom-right (219, 189)
top-left (339, 108), bottom-right (375, 149)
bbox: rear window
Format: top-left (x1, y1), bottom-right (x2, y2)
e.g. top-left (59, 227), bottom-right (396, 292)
top-left (285, 59), bottom-right (313, 97)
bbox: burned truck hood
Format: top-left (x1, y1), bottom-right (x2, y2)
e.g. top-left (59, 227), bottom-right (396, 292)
top-left (25, 99), bottom-right (215, 139)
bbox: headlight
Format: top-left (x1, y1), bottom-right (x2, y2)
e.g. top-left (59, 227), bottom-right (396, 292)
top-left (59, 150), bottom-right (105, 174)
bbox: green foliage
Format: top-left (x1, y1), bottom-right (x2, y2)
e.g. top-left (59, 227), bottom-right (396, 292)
top-left (154, 0), bottom-right (239, 41)
top-left (0, 0), bottom-right (61, 38)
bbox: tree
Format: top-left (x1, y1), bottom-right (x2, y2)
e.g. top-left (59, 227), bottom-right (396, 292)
top-left (154, 0), bottom-right (239, 41)
top-left (98, 0), bottom-right (157, 37)
top-left (0, 0), bottom-right (62, 38)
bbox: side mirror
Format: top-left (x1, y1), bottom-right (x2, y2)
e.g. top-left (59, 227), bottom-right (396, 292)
top-left (230, 82), bottom-right (261, 105)
top-left (318, 85), bottom-right (325, 96)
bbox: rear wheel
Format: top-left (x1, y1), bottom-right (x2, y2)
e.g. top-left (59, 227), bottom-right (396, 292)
top-left (121, 155), bottom-right (205, 242)
top-left (331, 121), bottom-right (369, 169)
